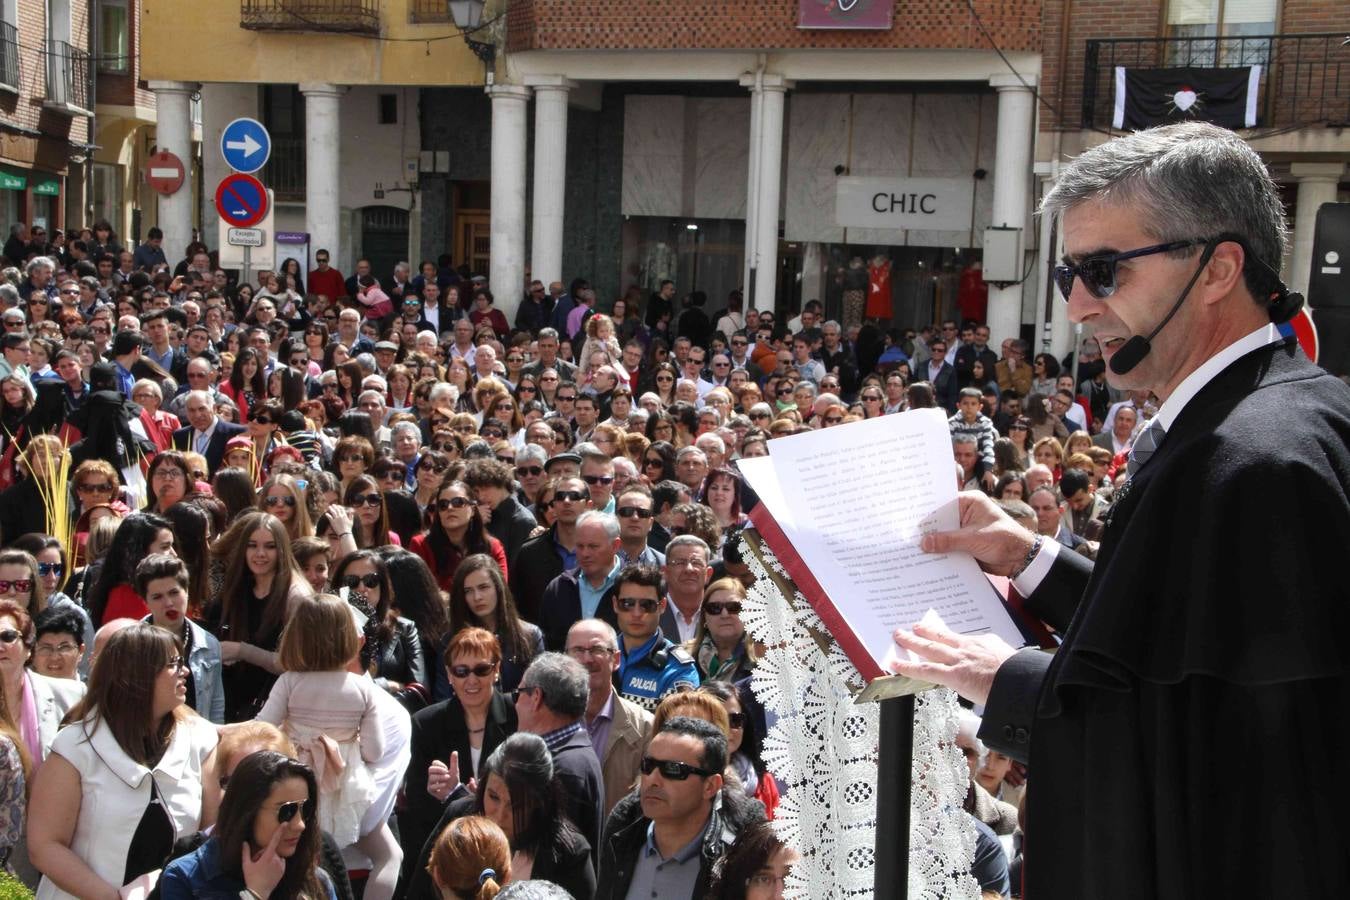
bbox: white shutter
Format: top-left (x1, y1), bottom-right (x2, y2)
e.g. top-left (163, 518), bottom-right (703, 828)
top-left (1167, 0), bottom-right (1219, 25)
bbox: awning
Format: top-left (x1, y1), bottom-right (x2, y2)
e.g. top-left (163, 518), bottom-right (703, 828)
top-left (32, 177), bottom-right (60, 196)
top-left (0, 172), bottom-right (24, 191)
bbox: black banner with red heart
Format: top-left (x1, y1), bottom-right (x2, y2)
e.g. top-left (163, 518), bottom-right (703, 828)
top-left (1112, 65), bottom-right (1262, 131)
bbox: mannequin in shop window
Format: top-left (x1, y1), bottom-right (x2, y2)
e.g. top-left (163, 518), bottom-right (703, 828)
top-left (866, 254), bottom-right (893, 325)
top-left (841, 256), bottom-right (868, 330)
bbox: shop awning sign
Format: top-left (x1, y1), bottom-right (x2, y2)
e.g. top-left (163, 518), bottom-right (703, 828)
top-left (0, 173), bottom-right (24, 191)
top-left (835, 176), bottom-right (975, 232)
top-left (32, 178), bottom-right (60, 196)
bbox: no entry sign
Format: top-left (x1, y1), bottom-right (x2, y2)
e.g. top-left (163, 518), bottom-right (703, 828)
top-left (147, 151), bottom-right (186, 196)
top-left (214, 173), bottom-right (269, 229)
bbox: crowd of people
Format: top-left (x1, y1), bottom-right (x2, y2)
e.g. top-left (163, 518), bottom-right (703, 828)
top-left (0, 222), bottom-right (1139, 899)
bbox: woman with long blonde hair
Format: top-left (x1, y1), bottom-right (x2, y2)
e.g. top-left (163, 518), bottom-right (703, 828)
top-left (257, 473), bottom-right (314, 541)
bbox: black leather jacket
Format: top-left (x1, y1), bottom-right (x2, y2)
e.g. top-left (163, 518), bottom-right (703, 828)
top-left (372, 615), bottom-right (426, 688)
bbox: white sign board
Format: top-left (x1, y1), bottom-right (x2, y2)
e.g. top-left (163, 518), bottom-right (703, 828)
top-left (217, 190), bottom-right (275, 270)
top-left (834, 176), bottom-right (975, 232)
top-left (227, 228), bottom-right (266, 247)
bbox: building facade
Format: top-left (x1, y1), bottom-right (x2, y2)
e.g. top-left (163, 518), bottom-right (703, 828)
top-left (0, 0), bottom-right (92, 239)
top-left (139, 0), bottom-right (486, 273)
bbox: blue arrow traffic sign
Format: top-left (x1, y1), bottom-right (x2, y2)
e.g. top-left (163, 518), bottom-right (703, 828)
top-left (220, 117), bottom-right (272, 174)
top-left (215, 173), bottom-right (269, 228)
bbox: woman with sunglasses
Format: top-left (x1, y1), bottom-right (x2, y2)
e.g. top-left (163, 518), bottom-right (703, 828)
top-left (160, 750), bottom-right (335, 900)
top-left (512, 372), bottom-right (539, 409)
top-left (482, 394), bottom-right (525, 450)
top-left (1030, 353), bottom-right (1061, 399)
top-left (257, 473), bottom-right (314, 542)
top-left (402, 627), bottom-right (517, 891)
top-left (697, 680), bottom-right (778, 817)
top-left (28, 623), bottom-right (219, 900)
top-left (643, 361), bottom-right (678, 408)
top-left (640, 439), bottom-right (677, 486)
top-left (502, 349), bottom-right (528, 390)
top-left (332, 435), bottom-right (375, 492)
top-left (411, 480), bottom-right (507, 591)
top-left (534, 368), bottom-right (561, 411)
top-left (0, 599), bottom-right (85, 791)
top-left (344, 474), bottom-right (399, 548)
top-left (331, 549), bottom-right (426, 694)
top-left (686, 577), bottom-right (758, 685)
top-left (206, 510), bottom-right (312, 723)
top-left (412, 449), bottom-right (452, 512)
top-left (447, 554), bottom-right (540, 695)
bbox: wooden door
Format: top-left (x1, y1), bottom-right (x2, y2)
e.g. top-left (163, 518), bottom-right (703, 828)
top-left (455, 210), bottom-right (490, 277)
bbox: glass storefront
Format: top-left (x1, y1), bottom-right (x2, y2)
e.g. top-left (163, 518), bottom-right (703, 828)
top-left (620, 216), bottom-right (745, 315)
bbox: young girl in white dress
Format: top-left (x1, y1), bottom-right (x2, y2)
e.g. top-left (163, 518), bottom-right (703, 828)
top-left (257, 592), bottom-right (385, 848)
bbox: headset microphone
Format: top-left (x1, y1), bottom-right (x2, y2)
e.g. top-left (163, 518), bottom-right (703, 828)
top-left (1108, 240), bottom-right (1220, 376)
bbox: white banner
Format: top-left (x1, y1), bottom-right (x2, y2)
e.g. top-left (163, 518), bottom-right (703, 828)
top-left (834, 176), bottom-right (974, 232)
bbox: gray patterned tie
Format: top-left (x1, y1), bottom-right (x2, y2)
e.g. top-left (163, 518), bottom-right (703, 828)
top-left (1126, 418), bottom-right (1166, 479)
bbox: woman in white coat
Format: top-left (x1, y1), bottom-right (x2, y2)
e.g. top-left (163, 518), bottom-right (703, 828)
top-left (27, 623), bottom-right (219, 900)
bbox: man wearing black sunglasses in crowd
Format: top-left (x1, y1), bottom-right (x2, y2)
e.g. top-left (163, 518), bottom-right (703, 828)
top-left (596, 716), bottom-right (765, 900)
top-left (614, 483), bottom-right (665, 568)
top-left (608, 563), bottom-right (698, 711)
top-left (509, 475), bottom-right (592, 623)
top-left (893, 122), bottom-right (1350, 900)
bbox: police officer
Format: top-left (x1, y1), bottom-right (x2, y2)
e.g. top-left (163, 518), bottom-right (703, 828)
top-left (611, 563), bottom-right (699, 710)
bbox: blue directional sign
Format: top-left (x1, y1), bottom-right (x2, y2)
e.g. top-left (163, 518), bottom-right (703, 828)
top-left (220, 117), bottom-right (271, 174)
top-left (215, 173), bottom-right (269, 228)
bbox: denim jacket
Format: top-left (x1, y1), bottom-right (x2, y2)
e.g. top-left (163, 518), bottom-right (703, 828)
top-left (160, 838), bottom-right (337, 900)
top-left (143, 616), bottom-right (225, 724)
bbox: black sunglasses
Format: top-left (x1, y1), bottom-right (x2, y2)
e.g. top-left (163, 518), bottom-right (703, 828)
top-left (419, 461), bottom-right (449, 473)
top-left (617, 596), bottom-right (660, 613)
top-left (639, 756), bottom-right (716, 780)
top-left (276, 800), bottom-right (310, 824)
top-left (551, 490), bottom-right (587, 504)
top-left (1054, 238), bottom-right (1206, 301)
top-left (450, 662), bottom-right (496, 679)
top-left (727, 712), bottom-right (746, 729)
top-left (0, 628), bottom-right (22, 644)
top-left (264, 495), bottom-right (296, 508)
top-left (704, 600), bottom-right (742, 616)
top-left (36, 562), bottom-right (63, 577)
top-left (435, 496), bottom-right (473, 511)
top-left (352, 493), bottom-right (382, 507)
top-left (341, 573), bottom-right (381, 590)
top-left (617, 506), bottom-right (652, 519)
top-left (515, 465), bottom-right (543, 477)
top-left (582, 474), bottom-right (613, 486)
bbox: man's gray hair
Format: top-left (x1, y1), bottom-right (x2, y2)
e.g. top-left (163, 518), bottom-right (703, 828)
top-left (795, 382), bottom-right (818, 399)
top-left (520, 652), bottom-right (589, 720)
top-left (612, 456), bottom-right (637, 479)
top-left (357, 389), bottom-right (385, 406)
top-left (495, 881), bottom-right (577, 900)
top-left (698, 408), bottom-right (723, 427)
top-left (676, 445), bottom-right (706, 463)
top-left (952, 433), bottom-right (978, 447)
top-left (1041, 121), bottom-right (1288, 302)
top-left (391, 421), bottom-right (420, 440)
top-left (665, 533), bottom-right (711, 564)
top-left (0, 284), bottom-right (17, 306)
top-left (428, 382), bottom-right (455, 404)
top-left (518, 443), bottom-right (548, 466)
top-left (132, 378), bottom-right (162, 401)
top-left (538, 327), bottom-right (559, 341)
top-left (26, 256), bottom-right (54, 275)
top-left (695, 433), bottom-right (725, 455)
top-left (575, 510), bottom-right (620, 541)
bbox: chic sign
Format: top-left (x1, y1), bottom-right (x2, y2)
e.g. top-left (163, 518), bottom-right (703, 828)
top-left (834, 176), bottom-right (975, 231)
top-left (798, 0), bottom-right (894, 29)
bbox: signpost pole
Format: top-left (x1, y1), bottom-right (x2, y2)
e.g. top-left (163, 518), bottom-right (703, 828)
top-left (243, 245), bottom-right (251, 294)
top-left (874, 695), bottom-right (913, 900)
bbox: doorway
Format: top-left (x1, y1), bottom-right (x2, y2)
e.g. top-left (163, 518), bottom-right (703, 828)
top-left (359, 206), bottom-right (409, 282)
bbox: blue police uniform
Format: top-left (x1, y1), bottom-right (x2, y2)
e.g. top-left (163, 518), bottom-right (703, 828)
top-left (616, 630), bottom-right (700, 711)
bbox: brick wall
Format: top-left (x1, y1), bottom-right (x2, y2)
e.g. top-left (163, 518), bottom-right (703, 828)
top-left (506, 0), bottom-right (1041, 53)
top-left (97, 0), bottom-right (156, 111)
top-left (0, 0), bottom-right (90, 167)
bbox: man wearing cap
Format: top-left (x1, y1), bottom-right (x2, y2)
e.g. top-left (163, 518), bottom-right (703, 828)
top-left (373, 340), bottom-right (399, 376)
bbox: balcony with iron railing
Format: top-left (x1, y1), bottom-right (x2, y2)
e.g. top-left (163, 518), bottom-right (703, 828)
top-left (45, 39), bottom-right (93, 115)
top-left (1081, 33), bottom-right (1350, 131)
top-left (262, 136), bottom-right (306, 201)
top-left (240, 0), bottom-right (379, 34)
top-left (0, 22), bottom-right (18, 93)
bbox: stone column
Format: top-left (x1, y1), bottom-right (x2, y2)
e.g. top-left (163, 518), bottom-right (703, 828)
top-left (300, 83), bottom-right (345, 269)
top-left (749, 75), bottom-right (790, 316)
top-left (1289, 162), bottom-right (1345, 295)
top-left (527, 77), bottom-right (574, 295)
top-left (487, 84), bottom-right (531, 320)
top-left (148, 80), bottom-right (200, 262)
top-left (739, 76), bottom-right (763, 302)
top-left (987, 74), bottom-right (1037, 345)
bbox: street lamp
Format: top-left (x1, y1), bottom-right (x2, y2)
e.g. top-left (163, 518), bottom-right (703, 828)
top-left (447, 0), bottom-right (495, 70)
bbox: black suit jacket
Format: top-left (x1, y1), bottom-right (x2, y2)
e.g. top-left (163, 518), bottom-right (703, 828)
top-left (488, 494), bottom-right (538, 568)
top-left (171, 420), bottom-right (247, 475)
top-left (401, 691), bottom-right (516, 887)
top-left (552, 726), bottom-right (606, 868)
top-left (509, 526), bottom-right (566, 623)
top-left (979, 339), bottom-right (1350, 900)
top-left (927, 361), bottom-right (959, 413)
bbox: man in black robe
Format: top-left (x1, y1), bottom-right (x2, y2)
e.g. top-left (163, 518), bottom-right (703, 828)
top-left (892, 121), bottom-right (1350, 899)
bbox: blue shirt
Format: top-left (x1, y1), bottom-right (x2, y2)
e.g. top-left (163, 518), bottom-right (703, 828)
top-left (617, 631), bottom-right (700, 711)
top-left (553, 530), bottom-right (577, 571)
top-left (113, 361), bottom-right (135, 398)
top-left (578, 557), bottom-right (622, 618)
top-left (160, 837), bottom-right (338, 900)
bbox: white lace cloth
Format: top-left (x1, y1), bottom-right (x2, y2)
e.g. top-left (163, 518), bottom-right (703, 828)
top-left (741, 532), bottom-right (979, 899)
